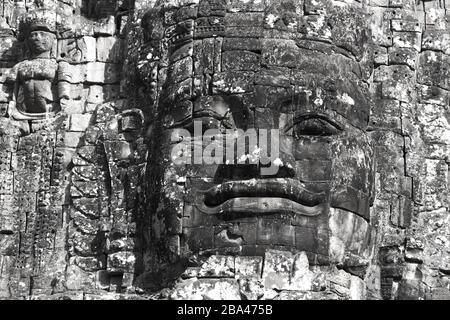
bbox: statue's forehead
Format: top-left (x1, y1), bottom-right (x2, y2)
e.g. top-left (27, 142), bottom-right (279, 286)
top-left (143, 1), bottom-right (372, 63)
top-left (151, 1), bottom-right (372, 130)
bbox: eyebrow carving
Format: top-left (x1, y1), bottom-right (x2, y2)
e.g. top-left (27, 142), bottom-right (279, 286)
top-left (287, 113), bottom-right (344, 135)
top-left (164, 109), bottom-right (233, 129)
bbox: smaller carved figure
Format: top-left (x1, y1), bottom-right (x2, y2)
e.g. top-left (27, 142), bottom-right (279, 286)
top-left (8, 16), bottom-right (70, 120)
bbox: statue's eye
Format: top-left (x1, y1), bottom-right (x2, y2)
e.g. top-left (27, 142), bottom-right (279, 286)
top-left (292, 115), bottom-right (343, 137)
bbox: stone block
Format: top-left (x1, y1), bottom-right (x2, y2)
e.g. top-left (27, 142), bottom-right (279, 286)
top-left (374, 65), bottom-right (414, 83)
top-left (0, 35), bottom-right (18, 62)
top-left (194, 17), bottom-right (225, 38)
top-left (295, 225), bottom-right (320, 254)
top-left (391, 20), bottom-right (421, 33)
top-left (70, 180), bottom-right (99, 199)
top-left (229, 0), bottom-right (265, 12)
top-left (175, 6), bottom-right (198, 22)
top-left (368, 99), bottom-right (401, 131)
top-left (235, 256), bottom-right (263, 278)
top-left (0, 84), bottom-right (12, 102)
top-left (222, 38), bottom-right (262, 52)
top-left (262, 249), bottom-right (293, 291)
top-left (381, 79), bottom-right (413, 102)
top-left (198, 255), bottom-right (235, 278)
top-left (94, 16), bottom-right (116, 36)
top-left (0, 103), bottom-right (7, 116)
top-left (373, 46), bottom-right (388, 66)
top-left (0, 171), bottom-right (14, 195)
top-left (289, 252), bottom-right (313, 291)
top-left (369, 0), bottom-right (389, 6)
top-left (86, 62), bottom-right (122, 84)
top-left (58, 62), bottom-right (87, 84)
top-left (74, 255), bottom-right (105, 272)
top-left (70, 211), bottom-right (100, 235)
top-left (262, 39), bottom-right (299, 68)
top-left (222, 51), bottom-right (260, 72)
top-left (212, 71), bottom-right (254, 94)
top-left (96, 37), bottom-right (125, 63)
top-left (254, 68), bottom-right (290, 87)
top-left (169, 278), bottom-right (241, 300)
top-left (65, 262), bottom-right (96, 291)
top-left (87, 85), bottom-right (104, 104)
top-left (109, 238), bottom-right (135, 253)
top-left (430, 288), bottom-right (450, 300)
top-left (198, 0), bottom-right (227, 17)
top-left (104, 140), bottom-right (132, 161)
top-left (422, 30), bottom-right (450, 55)
top-left (238, 277), bottom-right (264, 300)
top-left (72, 197), bottom-right (101, 218)
top-left (183, 226), bottom-right (215, 252)
top-left (0, 208), bottom-right (14, 233)
top-left (168, 56), bottom-right (193, 83)
top-left (58, 36), bottom-right (96, 63)
top-left (417, 51), bottom-right (450, 90)
top-left (388, 47), bottom-right (417, 69)
top-left (393, 31), bottom-right (421, 51)
top-left (69, 114), bottom-right (92, 131)
top-left (193, 38), bottom-right (214, 75)
top-left (107, 252), bottom-right (136, 273)
top-left (162, 78), bottom-right (193, 103)
top-left (62, 99), bottom-right (85, 114)
top-left (70, 231), bottom-right (104, 256)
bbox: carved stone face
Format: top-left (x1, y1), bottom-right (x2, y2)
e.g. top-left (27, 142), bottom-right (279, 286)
top-left (27, 30), bottom-right (55, 55)
top-left (144, 1), bottom-right (375, 271)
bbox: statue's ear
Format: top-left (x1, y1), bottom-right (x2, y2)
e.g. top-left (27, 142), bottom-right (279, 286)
top-left (141, 8), bottom-right (165, 42)
top-left (119, 109), bottom-right (145, 133)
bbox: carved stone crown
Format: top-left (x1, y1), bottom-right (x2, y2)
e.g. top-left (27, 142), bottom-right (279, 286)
top-left (19, 11), bottom-right (56, 40)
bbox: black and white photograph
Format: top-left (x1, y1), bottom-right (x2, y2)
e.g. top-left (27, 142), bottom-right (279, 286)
top-left (0, 0), bottom-right (449, 307)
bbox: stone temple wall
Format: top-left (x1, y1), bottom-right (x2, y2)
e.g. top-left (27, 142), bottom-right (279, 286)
top-left (0, 0), bottom-right (138, 299)
top-left (368, 0), bottom-right (450, 300)
top-left (0, 0), bottom-right (448, 300)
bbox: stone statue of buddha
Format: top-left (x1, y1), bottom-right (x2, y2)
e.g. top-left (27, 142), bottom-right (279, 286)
top-left (138, 0), bottom-right (376, 289)
top-left (7, 16), bottom-right (70, 120)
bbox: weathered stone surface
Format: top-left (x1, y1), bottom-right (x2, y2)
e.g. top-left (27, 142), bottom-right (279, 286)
top-left (96, 37), bottom-right (125, 63)
top-left (289, 252), bottom-right (313, 291)
top-left (273, 290), bottom-right (340, 300)
top-left (58, 36), bottom-right (96, 63)
top-left (198, 255), bottom-right (235, 277)
top-left (107, 252), bottom-right (136, 273)
top-left (422, 30), bottom-right (450, 55)
top-left (417, 51), bottom-right (450, 90)
top-left (238, 277), bottom-right (265, 300)
top-left (86, 62), bottom-right (122, 84)
top-left (262, 250), bottom-right (293, 291)
top-left (0, 0), bottom-right (449, 302)
top-left (169, 278), bottom-right (241, 300)
top-left (235, 256), bottom-right (263, 278)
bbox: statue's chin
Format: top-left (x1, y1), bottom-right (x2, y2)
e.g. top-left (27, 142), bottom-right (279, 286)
top-left (196, 197), bottom-right (327, 219)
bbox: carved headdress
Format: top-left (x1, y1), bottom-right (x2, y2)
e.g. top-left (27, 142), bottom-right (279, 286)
top-left (18, 11), bottom-right (57, 41)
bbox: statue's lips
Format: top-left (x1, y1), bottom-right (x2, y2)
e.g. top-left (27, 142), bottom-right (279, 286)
top-left (204, 178), bottom-right (326, 207)
top-left (196, 179), bottom-right (327, 217)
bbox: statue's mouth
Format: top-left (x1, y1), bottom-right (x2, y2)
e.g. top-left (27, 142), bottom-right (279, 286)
top-left (196, 178), bottom-right (328, 218)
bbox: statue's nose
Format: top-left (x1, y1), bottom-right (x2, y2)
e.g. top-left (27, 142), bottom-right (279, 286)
top-left (213, 160), bottom-right (296, 184)
top-left (213, 139), bottom-right (296, 182)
